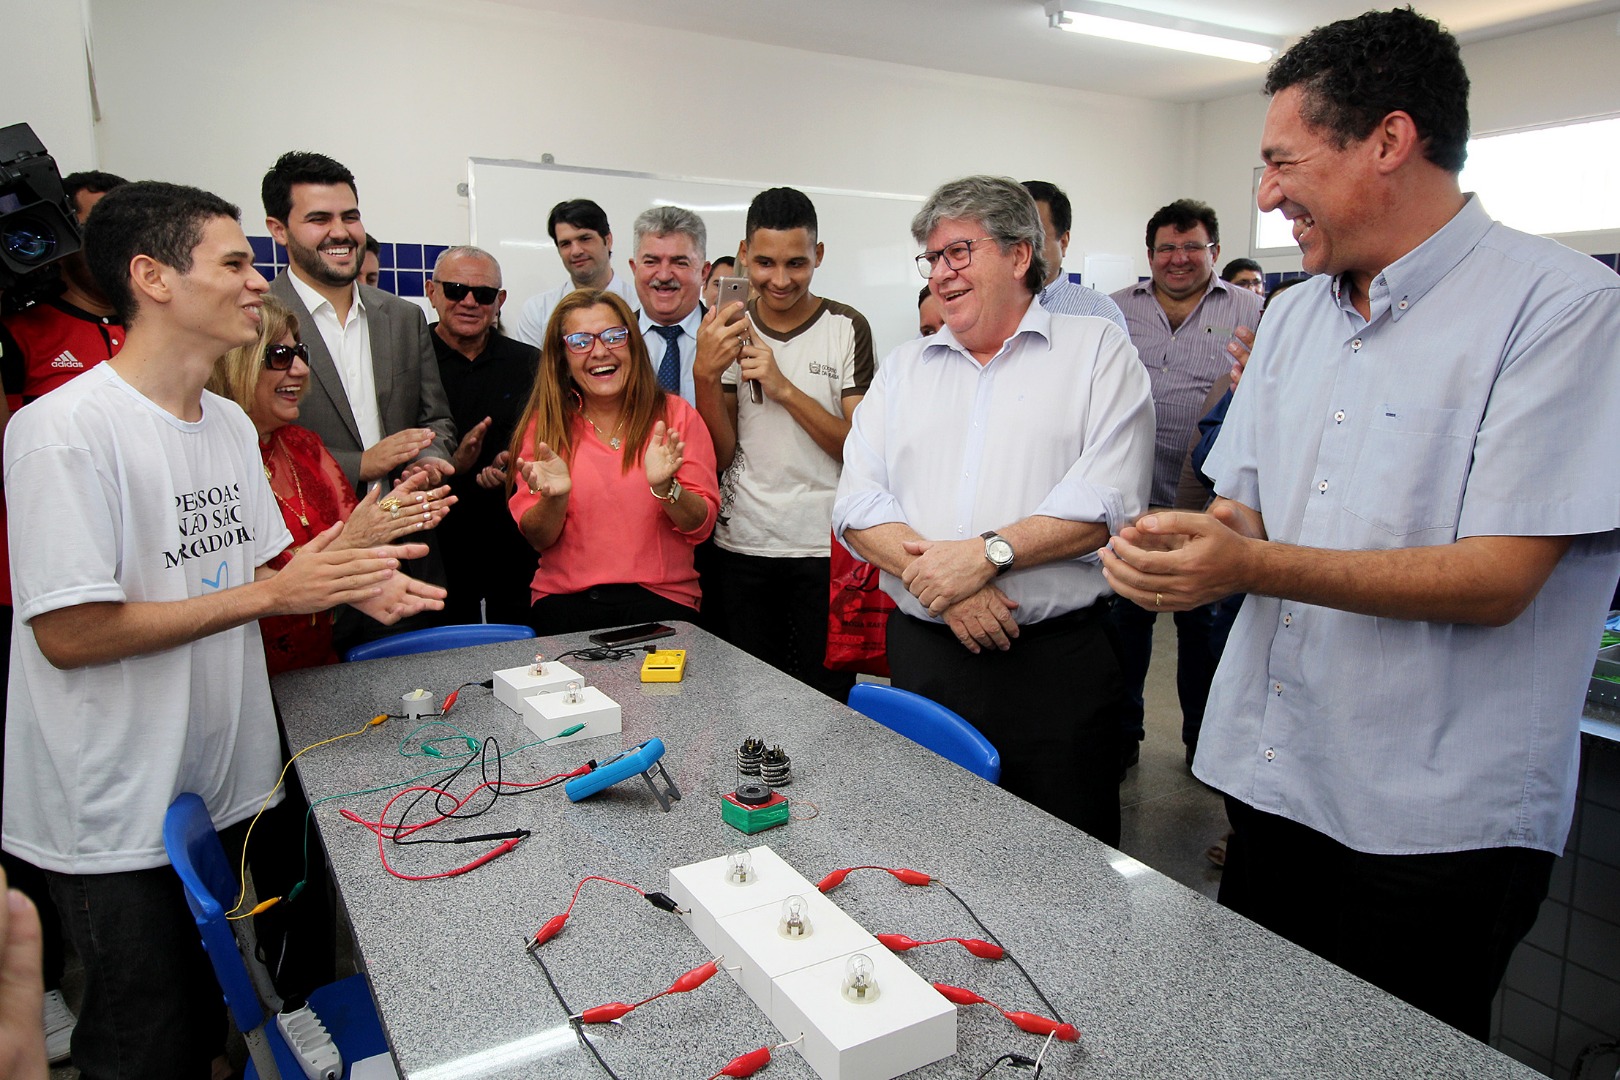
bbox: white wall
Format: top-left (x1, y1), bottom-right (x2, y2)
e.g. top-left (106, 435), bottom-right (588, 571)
top-left (1, 0), bottom-right (96, 173)
top-left (72, 0), bottom-right (1192, 303)
top-left (1193, 12), bottom-right (1620, 271)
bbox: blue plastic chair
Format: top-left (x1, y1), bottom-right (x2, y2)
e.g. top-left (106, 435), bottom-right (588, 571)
top-left (847, 682), bottom-right (1001, 783)
top-left (343, 622), bottom-right (535, 663)
top-left (163, 793), bottom-right (389, 1080)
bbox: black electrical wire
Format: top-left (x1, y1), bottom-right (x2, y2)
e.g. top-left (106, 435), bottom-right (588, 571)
top-left (975, 1052), bottom-right (1040, 1079)
top-left (550, 645), bottom-right (646, 663)
top-left (940, 883), bottom-right (1067, 1027)
top-left (386, 736), bottom-right (576, 846)
top-left (528, 940), bottom-right (624, 1080)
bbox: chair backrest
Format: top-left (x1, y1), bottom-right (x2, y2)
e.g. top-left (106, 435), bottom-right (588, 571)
top-left (343, 623), bottom-right (535, 663)
top-left (847, 683), bottom-right (1001, 783)
top-left (162, 793), bottom-right (271, 1037)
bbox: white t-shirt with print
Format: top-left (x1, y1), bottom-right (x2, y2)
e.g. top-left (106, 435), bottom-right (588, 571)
top-left (717, 298), bottom-right (875, 558)
top-left (2, 364), bottom-right (292, 874)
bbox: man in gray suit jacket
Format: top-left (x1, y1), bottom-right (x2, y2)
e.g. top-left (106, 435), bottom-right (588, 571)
top-left (261, 151), bottom-right (457, 491)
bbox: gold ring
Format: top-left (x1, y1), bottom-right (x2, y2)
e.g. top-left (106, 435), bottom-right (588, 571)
top-left (379, 496), bottom-right (402, 518)
top-left (1155, 592), bottom-right (1162, 609)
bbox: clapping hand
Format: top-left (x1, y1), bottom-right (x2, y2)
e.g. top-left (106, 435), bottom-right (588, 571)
top-left (478, 450), bottom-right (511, 490)
top-left (517, 443), bottom-right (571, 499)
top-left (451, 416), bottom-right (493, 476)
top-left (644, 421), bottom-right (684, 493)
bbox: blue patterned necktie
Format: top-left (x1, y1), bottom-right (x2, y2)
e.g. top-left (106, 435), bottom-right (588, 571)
top-left (651, 324), bottom-right (682, 395)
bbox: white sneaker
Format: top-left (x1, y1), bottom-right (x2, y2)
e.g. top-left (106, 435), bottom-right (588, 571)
top-left (42, 988), bottom-right (75, 1065)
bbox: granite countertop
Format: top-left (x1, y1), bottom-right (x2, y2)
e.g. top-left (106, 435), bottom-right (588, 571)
top-left (273, 623), bottom-right (1541, 1079)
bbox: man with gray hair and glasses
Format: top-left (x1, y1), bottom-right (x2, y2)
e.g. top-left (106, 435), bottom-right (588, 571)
top-left (630, 205), bottom-right (709, 407)
top-left (834, 175), bottom-right (1154, 845)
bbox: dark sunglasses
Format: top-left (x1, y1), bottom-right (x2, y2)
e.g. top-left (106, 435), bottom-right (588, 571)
top-left (437, 280), bottom-right (500, 305)
top-left (264, 342), bottom-right (310, 370)
top-left (562, 326), bottom-right (632, 353)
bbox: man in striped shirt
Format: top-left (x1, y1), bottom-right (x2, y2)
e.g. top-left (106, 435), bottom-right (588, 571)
top-left (1110, 199), bottom-right (1261, 771)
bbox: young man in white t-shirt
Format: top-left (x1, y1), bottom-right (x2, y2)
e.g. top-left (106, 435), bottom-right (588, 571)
top-left (693, 187), bottom-right (874, 698)
top-left (1, 181), bottom-right (444, 1080)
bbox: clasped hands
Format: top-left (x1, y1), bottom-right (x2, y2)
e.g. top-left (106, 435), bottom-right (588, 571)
top-left (900, 537), bottom-right (1019, 655)
top-left (1098, 503), bottom-right (1257, 611)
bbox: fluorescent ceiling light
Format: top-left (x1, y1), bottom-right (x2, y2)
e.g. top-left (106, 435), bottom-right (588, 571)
top-left (1045, 1), bottom-right (1282, 64)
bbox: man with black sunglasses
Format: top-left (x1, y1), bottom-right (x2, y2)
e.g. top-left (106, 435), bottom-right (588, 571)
top-left (425, 247), bottom-right (540, 624)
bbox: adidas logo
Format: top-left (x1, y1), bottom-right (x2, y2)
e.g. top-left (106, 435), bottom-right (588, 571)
top-left (49, 350), bottom-right (84, 370)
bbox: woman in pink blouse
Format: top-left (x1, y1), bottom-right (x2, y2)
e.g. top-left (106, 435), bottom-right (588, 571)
top-left (507, 289), bottom-right (717, 633)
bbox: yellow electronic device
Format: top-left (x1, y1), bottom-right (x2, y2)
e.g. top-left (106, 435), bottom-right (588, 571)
top-left (640, 649), bottom-right (687, 683)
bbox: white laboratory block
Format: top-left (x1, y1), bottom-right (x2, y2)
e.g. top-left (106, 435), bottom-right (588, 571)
top-left (714, 888), bottom-right (870, 1019)
top-left (773, 948), bottom-right (955, 1080)
top-left (493, 660), bottom-right (584, 711)
top-left (668, 846), bottom-right (805, 954)
top-left (519, 685), bottom-right (620, 744)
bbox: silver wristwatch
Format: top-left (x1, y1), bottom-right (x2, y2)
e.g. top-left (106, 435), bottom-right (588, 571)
top-left (981, 530), bottom-right (1014, 575)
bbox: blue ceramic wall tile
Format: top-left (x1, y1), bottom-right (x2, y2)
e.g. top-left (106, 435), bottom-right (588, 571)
top-left (395, 271), bottom-right (424, 297)
top-left (378, 243), bottom-right (394, 270)
top-left (249, 236), bottom-right (275, 262)
top-left (377, 271), bottom-right (395, 294)
top-left (395, 244), bottom-right (423, 270)
top-left (424, 245), bottom-right (448, 272)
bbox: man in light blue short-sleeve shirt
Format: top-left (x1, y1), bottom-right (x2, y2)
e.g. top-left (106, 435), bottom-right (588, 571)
top-left (1101, 8), bottom-right (1620, 1043)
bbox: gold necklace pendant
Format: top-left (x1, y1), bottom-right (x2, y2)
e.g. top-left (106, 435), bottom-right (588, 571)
top-left (583, 411), bottom-right (625, 451)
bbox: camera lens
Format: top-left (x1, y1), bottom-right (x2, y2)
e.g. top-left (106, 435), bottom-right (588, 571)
top-left (2, 216), bottom-right (58, 265)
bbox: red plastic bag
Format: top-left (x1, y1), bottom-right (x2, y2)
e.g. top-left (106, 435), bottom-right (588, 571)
top-left (826, 536), bottom-right (896, 676)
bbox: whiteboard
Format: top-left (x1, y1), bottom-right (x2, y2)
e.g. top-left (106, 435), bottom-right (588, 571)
top-left (467, 157), bottom-right (927, 361)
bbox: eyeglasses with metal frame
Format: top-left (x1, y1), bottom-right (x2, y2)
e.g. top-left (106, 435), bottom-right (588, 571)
top-left (1152, 242), bottom-right (1217, 258)
top-left (562, 326), bottom-right (632, 353)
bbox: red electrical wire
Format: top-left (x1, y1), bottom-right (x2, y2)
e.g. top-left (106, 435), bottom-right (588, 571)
top-left (875, 932), bottom-right (1004, 959)
top-left (340, 766), bottom-right (585, 881)
top-left (815, 865), bottom-right (932, 892)
top-left (707, 1036), bottom-right (804, 1079)
top-left (529, 875), bottom-right (653, 949)
top-left (932, 982), bottom-right (1080, 1042)
top-left (574, 957), bottom-right (721, 1025)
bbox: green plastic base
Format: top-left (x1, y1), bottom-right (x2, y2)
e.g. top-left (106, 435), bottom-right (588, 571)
top-left (722, 793), bottom-right (790, 834)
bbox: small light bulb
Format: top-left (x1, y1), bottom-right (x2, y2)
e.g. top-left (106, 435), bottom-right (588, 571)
top-left (726, 850), bottom-right (753, 886)
top-left (530, 653), bottom-right (546, 676)
top-left (565, 680), bottom-right (582, 704)
top-left (778, 894), bottom-right (812, 939)
top-left (842, 953), bottom-right (879, 1003)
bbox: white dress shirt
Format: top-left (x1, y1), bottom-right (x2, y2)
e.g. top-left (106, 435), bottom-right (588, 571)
top-left (514, 272), bottom-right (637, 348)
top-left (834, 299), bottom-right (1154, 625)
top-left (287, 272), bottom-right (381, 448)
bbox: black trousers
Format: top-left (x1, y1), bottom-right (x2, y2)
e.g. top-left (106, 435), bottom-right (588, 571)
top-left (1219, 796), bottom-right (1554, 1041)
top-left (1108, 595), bottom-right (1223, 747)
top-left (886, 605), bottom-right (1125, 847)
top-left (528, 583), bottom-right (696, 636)
top-left (710, 548), bottom-right (856, 702)
top-left (45, 792), bottom-right (333, 1080)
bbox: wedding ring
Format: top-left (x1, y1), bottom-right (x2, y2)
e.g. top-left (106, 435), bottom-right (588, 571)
top-left (1155, 592), bottom-right (1162, 609)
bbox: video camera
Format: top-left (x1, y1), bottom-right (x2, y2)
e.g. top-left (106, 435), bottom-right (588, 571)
top-left (0, 123), bottom-right (82, 291)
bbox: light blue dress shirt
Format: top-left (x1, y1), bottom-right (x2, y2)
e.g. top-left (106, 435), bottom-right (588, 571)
top-left (1200, 195), bottom-right (1620, 856)
top-left (834, 300), bottom-right (1154, 625)
top-left (637, 304), bottom-right (704, 408)
top-left (1038, 277), bottom-right (1129, 333)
